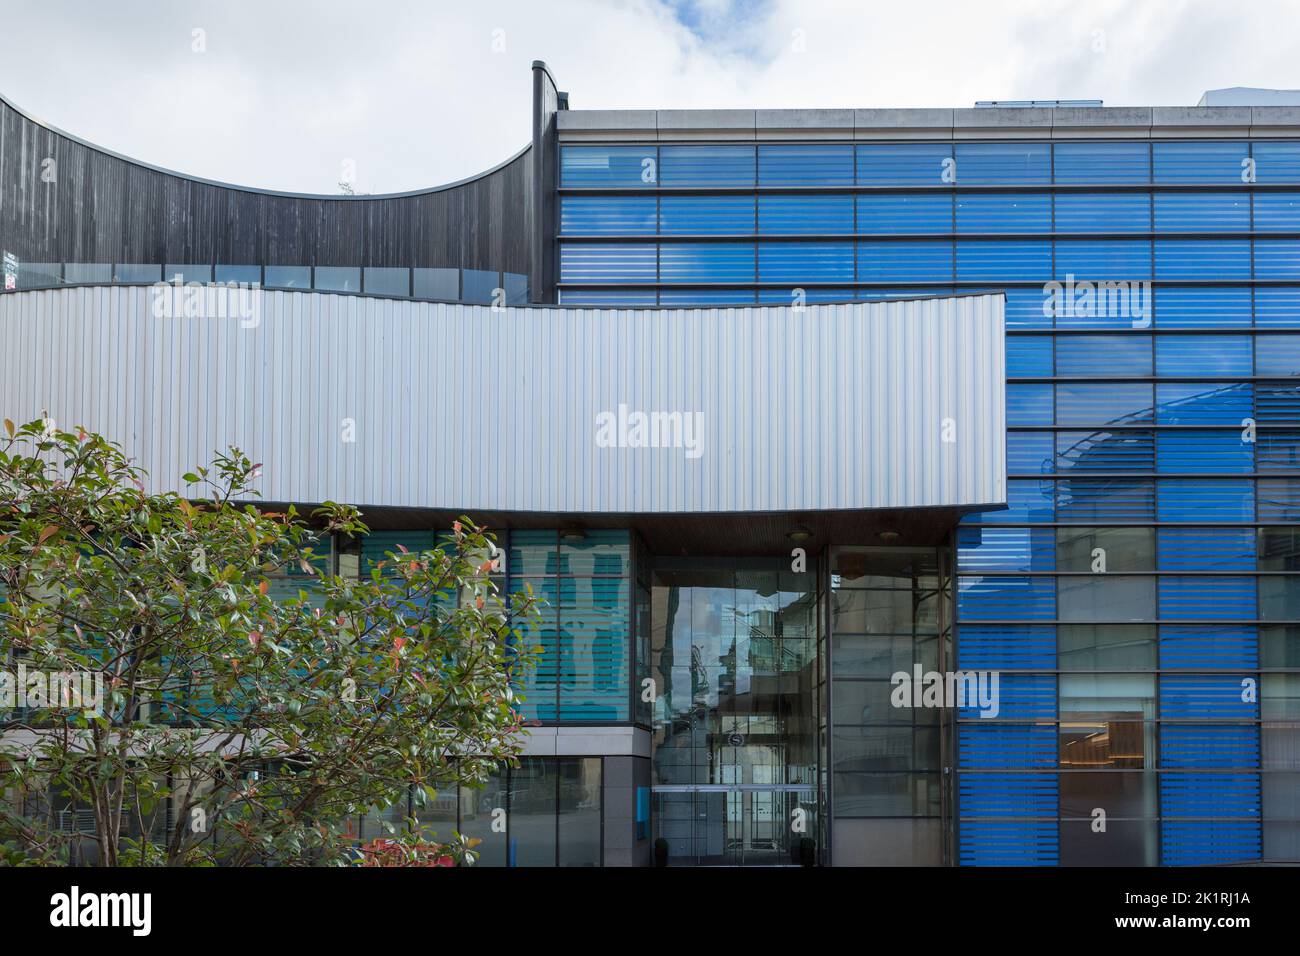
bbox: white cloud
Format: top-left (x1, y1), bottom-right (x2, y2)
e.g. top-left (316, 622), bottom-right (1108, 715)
top-left (2, 0), bottom-right (1296, 193)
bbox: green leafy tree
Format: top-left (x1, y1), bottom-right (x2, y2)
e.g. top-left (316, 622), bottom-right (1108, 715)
top-left (0, 418), bottom-right (539, 866)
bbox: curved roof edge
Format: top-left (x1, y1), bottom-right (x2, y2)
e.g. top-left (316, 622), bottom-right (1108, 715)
top-left (0, 90), bottom-right (531, 201)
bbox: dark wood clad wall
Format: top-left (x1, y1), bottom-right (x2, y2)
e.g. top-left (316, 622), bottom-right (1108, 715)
top-left (0, 96), bottom-right (533, 273)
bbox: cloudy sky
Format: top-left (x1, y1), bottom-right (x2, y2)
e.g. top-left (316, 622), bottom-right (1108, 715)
top-left (2, 0), bottom-right (1297, 194)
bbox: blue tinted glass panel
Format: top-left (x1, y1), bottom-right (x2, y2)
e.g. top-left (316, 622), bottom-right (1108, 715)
top-left (462, 269), bottom-right (499, 304)
top-left (659, 145), bottom-right (755, 187)
top-left (955, 142), bottom-right (1050, 185)
top-left (1256, 430), bottom-right (1300, 471)
top-left (1154, 192), bottom-right (1250, 232)
top-left (1260, 478), bottom-right (1300, 520)
top-left (1256, 240), bottom-right (1300, 279)
top-left (856, 194), bottom-right (952, 234)
top-left (412, 267), bottom-right (458, 300)
top-left (113, 263), bottom-right (162, 283)
top-left (1053, 430), bottom-right (1153, 474)
top-left (660, 242), bottom-right (754, 282)
top-left (958, 576), bottom-right (1056, 620)
top-left (759, 242), bottom-right (853, 282)
top-left (1159, 577), bottom-right (1257, 621)
top-left (1055, 239), bottom-right (1151, 280)
top-left (1157, 430), bottom-right (1253, 473)
top-left (659, 289), bottom-right (755, 306)
top-left (1253, 192), bottom-right (1300, 232)
top-left (857, 240), bottom-right (952, 282)
top-left (1158, 479), bottom-right (1255, 521)
top-left (758, 144), bottom-right (854, 186)
top-left (215, 264), bottom-right (260, 284)
top-left (1157, 335), bottom-right (1252, 376)
top-left (561, 145), bottom-right (656, 187)
top-left (856, 143), bottom-right (953, 185)
top-left (314, 266), bottom-right (360, 292)
top-left (265, 265), bottom-right (310, 288)
top-left (559, 289), bottom-right (657, 306)
top-left (1049, 275), bottom-right (1154, 330)
top-left (1253, 142), bottom-right (1300, 183)
top-left (1156, 286), bottom-right (1252, 328)
top-left (1056, 382), bottom-right (1153, 425)
top-left (164, 263), bottom-right (211, 284)
top-left (363, 267), bottom-right (409, 296)
top-left (1056, 335), bottom-right (1152, 376)
top-left (1056, 478), bottom-right (1155, 521)
top-left (1053, 141), bottom-right (1151, 183)
top-left (559, 244), bottom-right (656, 283)
top-left (1002, 287), bottom-right (1054, 330)
top-left (63, 263), bottom-right (110, 284)
top-left (957, 527), bottom-right (1056, 573)
top-left (1155, 239), bottom-right (1251, 279)
top-left (504, 273), bottom-right (529, 305)
top-left (1053, 193), bottom-right (1150, 233)
top-left (1007, 383), bottom-right (1054, 425)
top-left (1008, 432), bottom-right (1054, 473)
top-left (1256, 288), bottom-right (1300, 328)
top-left (1007, 336), bottom-right (1054, 376)
top-left (659, 195), bottom-right (753, 235)
top-left (956, 240), bottom-right (1052, 281)
top-left (1153, 142), bottom-right (1249, 184)
top-left (858, 286), bottom-right (954, 301)
top-left (757, 288), bottom-right (857, 304)
top-left (1255, 381), bottom-right (1300, 422)
top-left (1257, 335), bottom-right (1300, 375)
top-left (1156, 382), bottom-right (1252, 424)
top-left (967, 479), bottom-right (1055, 523)
top-left (758, 195), bottom-right (853, 234)
top-left (956, 194), bottom-right (1051, 233)
top-left (1158, 529), bottom-right (1255, 572)
top-left (560, 196), bottom-right (657, 235)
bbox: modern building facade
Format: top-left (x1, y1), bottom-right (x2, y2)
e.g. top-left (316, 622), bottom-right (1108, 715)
top-left (2, 63), bottom-right (1299, 867)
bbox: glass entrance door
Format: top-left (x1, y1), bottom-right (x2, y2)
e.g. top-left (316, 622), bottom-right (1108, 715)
top-left (649, 562), bottom-right (822, 866)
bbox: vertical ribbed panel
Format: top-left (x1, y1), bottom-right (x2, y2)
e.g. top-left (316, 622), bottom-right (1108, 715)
top-left (0, 287), bottom-right (1006, 515)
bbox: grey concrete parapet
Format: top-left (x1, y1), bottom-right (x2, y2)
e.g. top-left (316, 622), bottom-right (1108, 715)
top-left (955, 107), bottom-right (1054, 128)
top-left (657, 109), bottom-right (756, 130)
top-left (557, 109), bottom-right (658, 131)
top-left (756, 108), bottom-right (854, 129)
top-left (1251, 106), bottom-right (1300, 127)
top-left (1050, 107), bottom-right (1154, 128)
top-left (854, 108), bottom-right (955, 129)
top-left (1152, 106), bottom-right (1253, 127)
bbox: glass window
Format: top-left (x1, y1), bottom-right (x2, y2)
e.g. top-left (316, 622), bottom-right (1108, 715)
top-left (1153, 141), bottom-right (1249, 183)
top-left (1257, 335), bottom-right (1300, 376)
top-left (1007, 383), bottom-right (1054, 425)
top-left (313, 266), bottom-right (360, 292)
top-left (113, 263), bottom-right (162, 283)
top-left (1260, 527), bottom-right (1300, 571)
top-left (1007, 431), bottom-right (1052, 473)
top-left (1157, 335), bottom-right (1252, 376)
top-left (758, 194), bottom-right (853, 234)
top-left (1054, 193), bottom-right (1150, 233)
top-left (458, 772), bottom-right (508, 867)
top-left (14, 261), bottom-right (61, 289)
top-left (1260, 577), bottom-right (1300, 622)
top-left (1154, 192), bottom-right (1250, 232)
top-left (503, 272), bottom-right (529, 305)
top-left (660, 243), bottom-right (754, 282)
top-left (956, 240), bottom-right (1052, 281)
top-left (64, 263), bottom-right (111, 284)
top-left (1157, 382), bottom-right (1252, 424)
top-left (661, 289), bottom-right (755, 306)
top-left (659, 145), bottom-right (754, 187)
top-left (1057, 527), bottom-right (1154, 572)
top-left (659, 195), bottom-right (753, 235)
top-left (461, 270), bottom-right (501, 304)
top-left (1253, 192), bottom-right (1300, 232)
top-left (758, 144), bottom-right (854, 186)
top-left (1053, 142), bottom-right (1151, 184)
top-left (856, 143), bottom-right (952, 186)
top-left (1157, 429), bottom-right (1253, 473)
top-left (557, 758), bottom-right (602, 867)
top-left (1159, 478), bottom-right (1255, 522)
top-left (560, 195), bottom-right (656, 236)
top-left (363, 267), bottom-right (409, 296)
top-left (1006, 335), bottom-right (1054, 376)
top-left (1055, 335), bottom-right (1152, 376)
top-left (163, 263), bottom-right (211, 284)
top-left (412, 267), bottom-right (459, 300)
top-left (1256, 239), bottom-right (1300, 279)
top-left (856, 194), bottom-right (951, 234)
top-left (1055, 382), bottom-right (1153, 426)
top-left (1059, 576), bottom-right (1156, 622)
top-left (264, 265), bottom-right (310, 288)
top-left (1061, 673), bottom-right (1155, 716)
top-left (857, 240), bottom-right (951, 282)
top-left (214, 264), bottom-right (260, 285)
top-left (954, 142), bottom-right (1051, 185)
top-left (759, 242), bottom-right (853, 282)
top-left (1057, 477), bottom-right (1155, 522)
top-left (506, 758), bottom-right (558, 867)
top-left (559, 244), bottom-right (655, 283)
top-left (967, 478), bottom-right (1054, 522)
top-left (1155, 239), bottom-right (1251, 279)
top-left (561, 145), bottom-right (657, 187)
top-left (1253, 142), bottom-right (1300, 183)
top-left (1060, 625), bottom-right (1156, 670)
top-left (956, 193), bottom-right (1050, 233)
top-left (1055, 239), bottom-right (1151, 280)
top-left (1156, 286), bottom-right (1252, 328)
top-left (1160, 527), bottom-right (1255, 571)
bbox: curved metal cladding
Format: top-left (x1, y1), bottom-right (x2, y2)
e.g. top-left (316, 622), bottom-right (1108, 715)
top-left (0, 287), bottom-right (1004, 514)
top-left (0, 93), bottom-right (532, 275)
